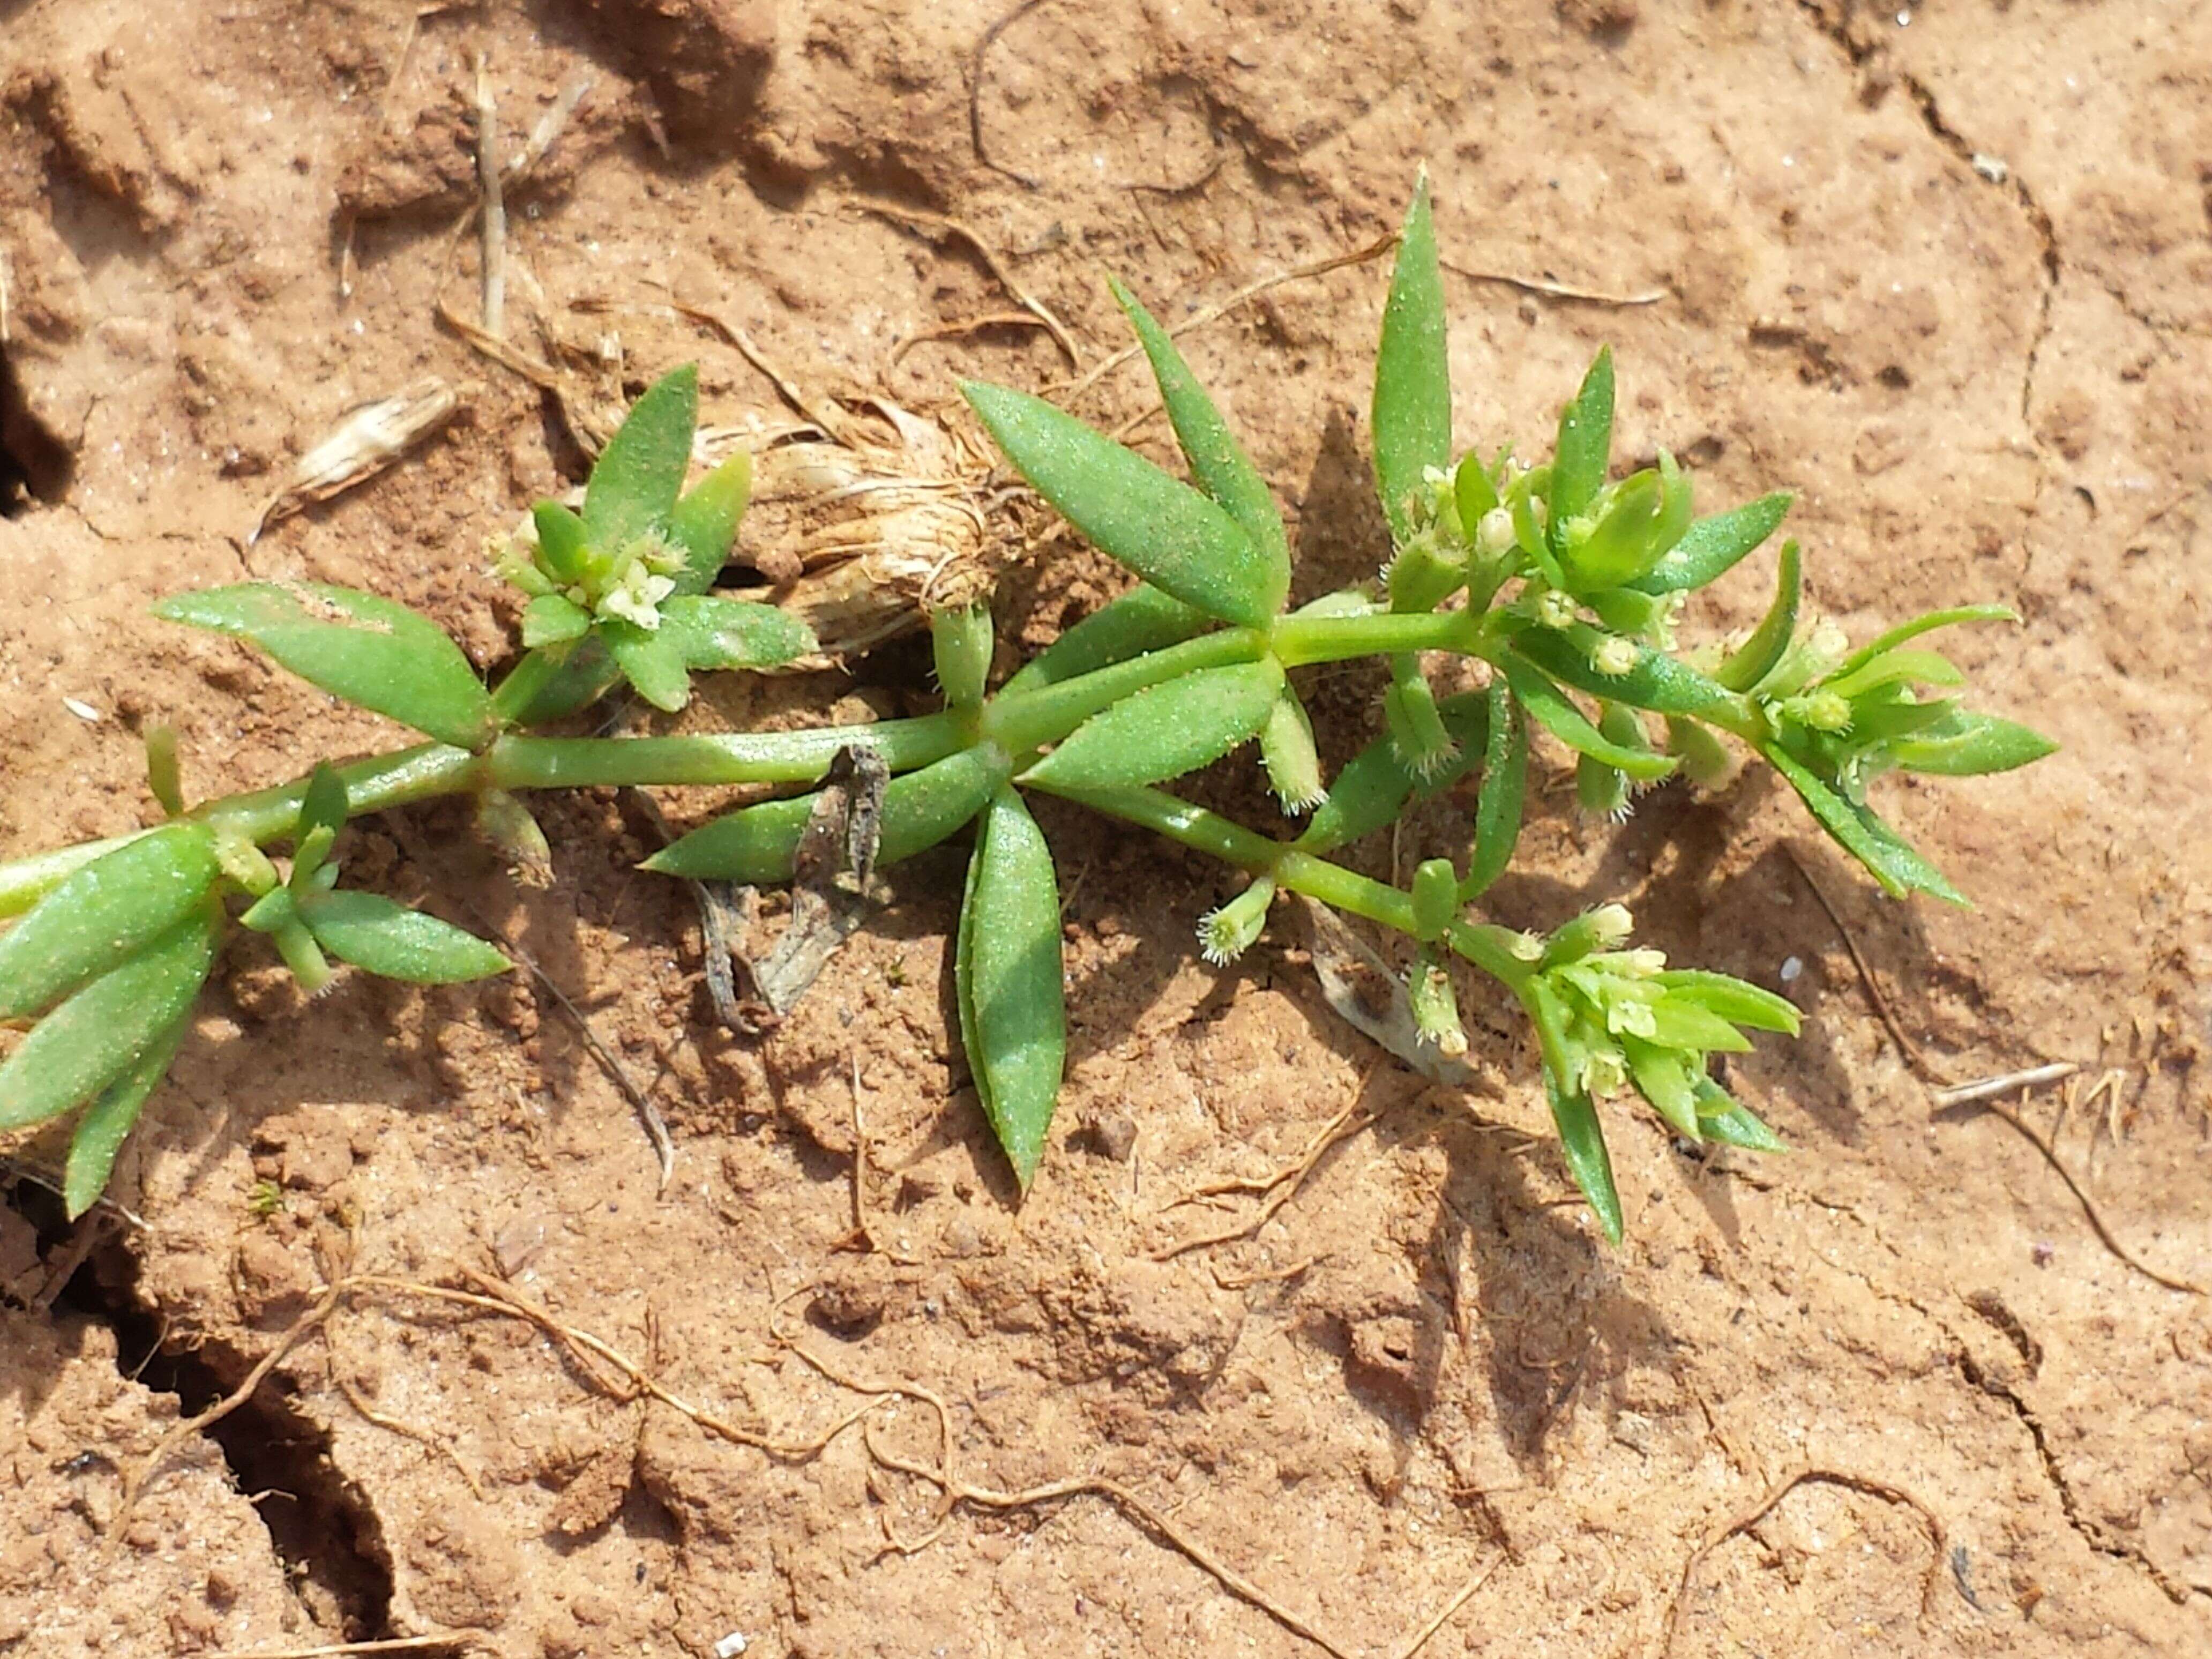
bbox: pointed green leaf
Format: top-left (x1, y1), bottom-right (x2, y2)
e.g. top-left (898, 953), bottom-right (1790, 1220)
top-left (145, 726), bottom-right (184, 818)
top-left (1021, 660), bottom-right (1283, 793)
top-left (1826, 604), bottom-right (2016, 684)
top-left (1643, 996), bottom-right (1754, 1055)
top-left (1463, 679), bottom-right (1527, 900)
top-left (958, 787), bottom-right (1066, 1188)
top-left (0, 824), bottom-right (219, 1021)
top-left (522, 594), bottom-right (592, 648)
top-left (604, 623), bottom-right (693, 713)
top-left (1693, 1077), bottom-right (1786, 1152)
top-left (0, 908), bottom-right (218, 1131)
top-left (1889, 710), bottom-right (2058, 776)
top-left (1549, 347), bottom-right (1615, 528)
top-left (1651, 970), bottom-right (1802, 1035)
top-left (660, 595), bottom-right (816, 672)
top-left (961, 382), bottom-right (1286, 627)
top-left (533, 500), bottom-right (591, 585)
top-left (1454, 451), bottom-right (1499, 532)
top-left (1499, 659), bottom-right (1678, 781)
top-left (154, 582), bottom-right (494, 750)
top-left (1822, 648), bottom-right (1964, 700)
top-left (1526, 978), bottom-right (1624, 1242)
top-left (298, 763), bottom-right (348, 843)
top-left (1715, 540), bottom-right (1801, 692)
top-left (583, 364), bottom-right (698, 551)
top-left (1509, 627), bottom-right (1737, 717)
top-left (1630, 492), bottom-right (1793, 594)
top-left (1372, 175), bottom-right (1452, 543)
top-left (645, 744), bottom-right (1007, 883)
top-left (1001, 584), bottom-right (1214, 696)
top-left (501, 637), bottom-right (622, 726)
top-left (1622, 1035), bottom-right (1701, 1139)
top-left (297, 890), bottom-right (511, 983)
top-left (64, 1017), bottom-right (186, 1219)
top-left (1761, 742), bottom-right (1967, 903)
top-left (1111, 279), bottom-right (1287, 562)
top-left (667, 451), bottom-right (752, 595)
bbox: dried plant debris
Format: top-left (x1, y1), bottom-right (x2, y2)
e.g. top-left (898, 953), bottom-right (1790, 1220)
top-left (1297, 896), bottom-right (1484, 1089)
top-left (249, 378), bottom-right (462, 543)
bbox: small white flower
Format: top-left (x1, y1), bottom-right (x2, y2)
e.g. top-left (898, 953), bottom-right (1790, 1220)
top-left (1588, 903), bottom-right (1634, 948)
top-left (1476, 506), bottom-right (1516, 557)
top-left (1535, 589), bottom-right (1579, 630)
top-left (597, 562), bottom-right (676, 630)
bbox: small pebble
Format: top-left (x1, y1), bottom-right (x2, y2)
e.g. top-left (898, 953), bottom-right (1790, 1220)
top-left (1779, 955), bottom-right (1804, 984)
top-left (714, 1634), bottom-right (749, 1659)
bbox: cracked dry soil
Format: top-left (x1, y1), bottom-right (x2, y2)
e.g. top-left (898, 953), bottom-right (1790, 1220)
top-left (4, 0), bottom-right (2211, 1655)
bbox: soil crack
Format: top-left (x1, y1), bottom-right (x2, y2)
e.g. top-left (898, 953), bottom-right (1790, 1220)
top-left (39, 1204), bottom-right (400, 1641)
top-left (1792, 1), bottom-right (2061, 427)
top-left (1956, 1349), bottom-right (2203, 1606)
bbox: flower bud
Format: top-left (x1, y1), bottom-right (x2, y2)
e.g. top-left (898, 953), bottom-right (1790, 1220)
top-left (1408, 951), bottom-right (1468, 1056)
top-left (1199, 875), bottom-right (1275, 965)
top-left (1590, 634), bottom-right (1640, 677)
top-left (930, 602), bottom-right (995, 709)
top-left (1410, 857), bottom-right (1459, 941)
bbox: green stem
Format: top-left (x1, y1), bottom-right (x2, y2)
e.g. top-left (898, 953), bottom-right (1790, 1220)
top-left (1269, 608), bottom-right (1486, 667)
top-left (981, 629), bottom-right (1266, 754)
top-left (1038, 781), bottom-right (1534, 996)
top-left (487, 712), bottom-right (972, 790)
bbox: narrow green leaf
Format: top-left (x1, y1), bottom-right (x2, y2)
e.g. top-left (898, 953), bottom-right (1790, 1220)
top-left (667, 451), bottom-right (752, 595)
top-left (1509, 626), bottom-right (1737, 717)
top-left (501, 637), bottom-right (621, 726)
top-left (603, 623), bottom-right (693, 713)
top-left (145, 726), bottom-right (184, 817)
top-left (1693, 1077), bottom-right (1787, 1152)
top-left (1454, 451), bottom-right (1499, 532)
top-left (1715, 539), bottom-right (1801, 692)
top-left (1000, 584), bottom-right (1214, 696)
top-left (1526, 978), bottom-right (1624, 1243)
top-left (660, 595), bottom-right (816, 672)
top-left (962, 382), bottom-right (1287, 627)
top-left (1462, 680), bottom-right (1526, 900)
top-left (1643, 996), bottom-right (1754, 1055)
top-left (583, 364), bottom-right (698, 552)
top-left (299, 764), bottom-right (349, 843)
top-left (1651, 970), bottom-right (1802, 1035)
top-left (0, 908), bottom-right (218, 1132)
top-left (959, 787), bottom-right (1067, 1189)
top-left (533, 500), bottom-right (591, 585)
top-left (0, 824), bottom-right (219, 1021)
top-left (1020, 660), bottom-right (1283, 793)
top-left (1630, 492), bottom-right (1793, 594)
top-left (1372, 174), bottom-right (1452, 543)
top-left (955, 826), bottom-right (990, 1122)
top-left (298, 890), bottom-right (511, 984)
top-left (1889, 710), bottom-right (2058, 776)
top-left (1826, 604), bottom-right (2016, 684)
top-left (1822, 648), bottom-right (1964, 701)
top-left (1761, 743), bottom-right (1967, 903)
top-left (1499, 659), bottom-right (1679, 781)
top-left (1549, 347), bottom-right (1615, 528)
top-left (522, 594), bottom-right (592, 648)
top-left (1547, 1072), bottom-right (1624, 1243)
top-left (645, 744), bottom-right (1007, 883)
top-left (1111, 279), bottom-right (1287, 562)
top-left (1622, 1035), bottom-right (1701, 1139)
top-left (64, 1017), bottom-right (186, 1219)
top-left (154, 582), bottom-right (494, 750)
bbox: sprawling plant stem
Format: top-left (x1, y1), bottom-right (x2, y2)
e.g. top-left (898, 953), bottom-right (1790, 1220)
top-left (2, 603), bottom-right (1730, 920)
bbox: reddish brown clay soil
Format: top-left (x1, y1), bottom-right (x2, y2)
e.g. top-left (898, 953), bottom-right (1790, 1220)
top-left (4, 1), bottom-right (2211, 1655)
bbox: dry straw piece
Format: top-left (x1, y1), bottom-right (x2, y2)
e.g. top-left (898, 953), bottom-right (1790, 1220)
top-left (249, 378), bottom-right (461, 543)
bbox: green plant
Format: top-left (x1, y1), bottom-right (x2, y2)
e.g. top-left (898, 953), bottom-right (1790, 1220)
top-left (0, 179), bottom-right (2052, 1236)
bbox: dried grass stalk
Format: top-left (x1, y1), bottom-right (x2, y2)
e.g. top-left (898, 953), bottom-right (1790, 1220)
top-left (250, 378), bottom-right (461, 543)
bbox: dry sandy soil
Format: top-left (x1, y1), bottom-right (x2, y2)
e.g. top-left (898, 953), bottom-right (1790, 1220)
top-left (4, 0), bottom-right (2211, 1655)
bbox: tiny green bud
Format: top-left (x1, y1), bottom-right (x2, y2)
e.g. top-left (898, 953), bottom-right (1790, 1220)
top-left (1260, 687), bottom-right (1327, 813)
top-left (1590, 634), bottom-right (1640, 677)
top-left (1580, 1048), bottom-right (1627, 1098)
top-left (930, 603), bottom-right (995, 709)
top-left (145, 726), bottom-right (184, 818)
top-left (215, 830), bottom-right (280, 898)
top-left (1410, 857), bottom-right (1459, 941)
top-left (1508, 930), bottom-right (1545, 962)
top-left (1664, 716), bottom-right (1739, 791)
top-left (1542, 903), bottom-right (1634, 967)
top-left (1199, 875), bottom-right (1275, 965)
top-left (1534, 588), bottom-right (1578, 630)
top-left (1577, 751), bottom-right (1633, 822)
